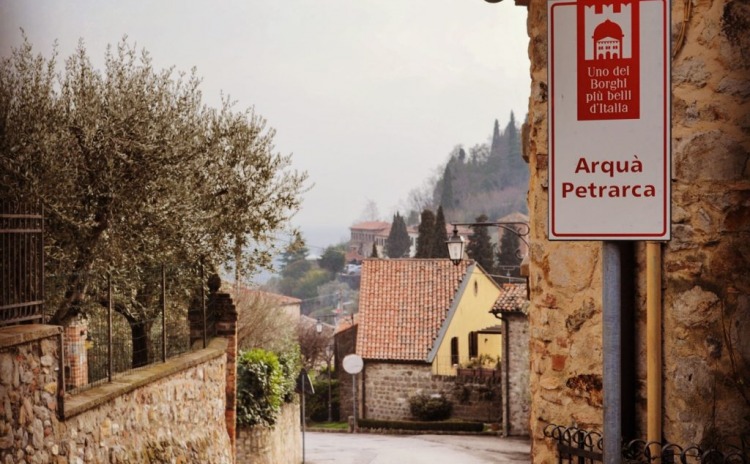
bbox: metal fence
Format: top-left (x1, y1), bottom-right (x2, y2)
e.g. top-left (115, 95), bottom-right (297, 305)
top-left (46, 264), bottom-right (201, 390)
top-left (0, 201), bottom-right (44, 326)
top-left (544, 424), bottom-right (749, 464)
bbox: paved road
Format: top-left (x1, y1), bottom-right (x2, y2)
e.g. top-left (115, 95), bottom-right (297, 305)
top-left (303, 431), bottom-right (530, 464)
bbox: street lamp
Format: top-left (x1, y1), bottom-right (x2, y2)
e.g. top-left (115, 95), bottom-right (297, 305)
top-left (446, 228), bottom-right (466, 266)
top-left (445, 221), bottom-right (530, 266)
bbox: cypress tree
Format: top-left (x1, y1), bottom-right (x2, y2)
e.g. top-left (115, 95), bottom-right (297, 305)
top-left (432, 206), bottom-right (449, 259)
top-left (440, 165), bottom-right (454, 210)
top-left (370, 242), bottom-right (379, 258)
top-left (465, 214), bottom-right (496, 274)
top-left (386, 212), bottom-right (411, 258)
top-left (415, 209), bottom-right (436, 258)
top-left (497, 227), bottom-right (522, 278)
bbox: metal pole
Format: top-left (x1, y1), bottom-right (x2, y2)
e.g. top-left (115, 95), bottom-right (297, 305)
top-left (351, 373), bottom-right (357, 433)
top-left (647, 242), bottom-right (662, 457)
top-left (602, 242), bottom-right (622, 464)
top-left (327, 356), bottom-right (332, 422)
top-left (301, 369), bottom-right (306, 464)
top-left (200, 260), bottom-right (207, 348)
top-left (161, 264), bottom-right (167, 362)
top-left (108, 273), bottom-right (113, 383)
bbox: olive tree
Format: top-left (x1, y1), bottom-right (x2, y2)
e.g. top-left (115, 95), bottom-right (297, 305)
top-left (0, 37), bottom-right (307, 366)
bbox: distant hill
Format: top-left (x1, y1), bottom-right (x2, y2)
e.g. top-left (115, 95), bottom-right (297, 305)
top-left (405, 112), bottom-right (529, 224)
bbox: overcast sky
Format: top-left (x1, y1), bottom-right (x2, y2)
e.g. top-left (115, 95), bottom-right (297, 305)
top-left (1, 0), bottom-right (531, 252)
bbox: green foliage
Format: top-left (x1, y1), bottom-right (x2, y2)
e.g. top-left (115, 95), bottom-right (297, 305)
top-left (306, 374), bottom-right (340, 422)
top-left (497, 228), bottom-right (522, 277)
top-left (408, 393), bottom-right (453, 421)
top-left (276, 347), bottom-right (302, 402)
top-left (370, 242), bottom-right (378, 258)
top-left (415, 209), bottom-right (436, 258)
top-left (440, 165), bottom-right (455, 209)
top-left (420, 116), bottom-right (527, 224)
top-left (0, 36), bottom-right (307, 327)
top-left (385, 212), bottom-right (411, 258)
top-left (432, 206), bottom-right (449, 259)
top-left (318, 246), bottom-right (345, 274)
top-left (466, 215), bottom-right (496, 274)
top-left (236, 348), bottom-right (300, 427)
top-left (358, 418), bottom-right (483, 433)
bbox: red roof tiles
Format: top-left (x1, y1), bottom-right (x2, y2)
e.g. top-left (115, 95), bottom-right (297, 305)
top-left (356, 259), bottom-right (471, 362)
top-left (492, 283), bottom-right (528, 313)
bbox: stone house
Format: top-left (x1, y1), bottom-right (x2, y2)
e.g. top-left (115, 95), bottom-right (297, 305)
top-left (349, 221), bottom-right (391, 258)
top-left (492, 282), bottom-right (530, 437)
top-left (510, 0), bottom-right (750, 461)
top-left (355, 258), bottom-right (506, 422)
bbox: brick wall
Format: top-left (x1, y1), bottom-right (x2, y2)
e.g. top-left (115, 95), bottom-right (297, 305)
top-left (362, 361), bottom-right (501, 423)
top-left (63, 316), bottom-right (88, 390)
top-left (0, 325), bottom-right (234, 463)
top-left (236, 402), bottom-right (302, 464)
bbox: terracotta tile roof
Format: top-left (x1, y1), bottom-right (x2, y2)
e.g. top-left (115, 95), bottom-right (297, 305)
top-left (492, 283), bottom-right (528, 313)
top-left (356, 258), bottom-right (471, 362)
top-left (350, 221), bottom-right (391, 231)
top-left (335, 313), bottom-right (359, 335)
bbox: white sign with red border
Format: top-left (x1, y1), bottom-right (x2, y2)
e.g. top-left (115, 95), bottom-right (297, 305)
top-left (548, 0), bottom-right (670, 240)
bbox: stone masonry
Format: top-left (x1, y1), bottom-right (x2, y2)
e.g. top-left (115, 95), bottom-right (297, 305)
top-left (235, 401), bottom-right (302, 464)
top-left (501, 311), bottom-right (530, 437)
top-left (0, 325), bottom-right (233, 464)
top-left (523, 0), bottom-right (750, 461)
top-left (362, 361), bottom-right (501, 423)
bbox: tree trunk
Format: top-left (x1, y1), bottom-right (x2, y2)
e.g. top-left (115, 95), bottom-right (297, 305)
top-left (129, 319), bottom-right (152, 368)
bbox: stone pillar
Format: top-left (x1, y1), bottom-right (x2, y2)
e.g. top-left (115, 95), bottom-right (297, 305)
top-left (208, 275), bottom-right (238, 462)
top-left (62, 315), bottom-right (89, 390)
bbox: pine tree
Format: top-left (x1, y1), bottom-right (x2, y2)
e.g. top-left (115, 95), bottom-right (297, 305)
top-left (415, 209), bottom-right (436, 258)
top-left (497, 227), bottom-right (522, 278)
top-left (386, 212), bottom-right (411, 258)
top-left (503, 111), bottom-right (528, 189)
top-left (465, 214), bottom-right (496, 274)
top-left (432, 206), bottom-right (449, 258)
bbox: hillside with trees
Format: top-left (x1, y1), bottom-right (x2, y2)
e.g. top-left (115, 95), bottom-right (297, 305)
top-left (404, 113), bottom-right (528, 225)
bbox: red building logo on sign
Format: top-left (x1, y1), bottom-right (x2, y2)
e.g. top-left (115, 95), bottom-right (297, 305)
top-left (577, 0), bottom-right (640, 120)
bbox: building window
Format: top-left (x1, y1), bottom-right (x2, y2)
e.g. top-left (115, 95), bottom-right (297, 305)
top-left (450, 337), bottom-right (459, 366)
top-left (468, 331), bottom-right (478, 358)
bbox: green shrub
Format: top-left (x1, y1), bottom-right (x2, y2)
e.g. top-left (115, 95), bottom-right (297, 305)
top-left (358, 418), bottom-right (484, 433)
top-left (237, 348), bottom-right (290, 427)
top-left (276, 346), bottom-right (301, 402)
top-left (408, 393), bottom-right (453, 421)
top-left (306, 374), bottom-right (340, 422)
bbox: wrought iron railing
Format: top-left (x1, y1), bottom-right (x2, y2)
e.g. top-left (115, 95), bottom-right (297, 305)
top-left (544, 424), bottom-right (749, 464)
top-left (0, 201), bottom-right (44, 326)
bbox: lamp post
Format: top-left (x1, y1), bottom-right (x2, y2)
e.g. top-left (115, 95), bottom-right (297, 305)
top-left (446, 222), bottom-right (530, 266)
top-left (325, 343), bottom-right (333, 422)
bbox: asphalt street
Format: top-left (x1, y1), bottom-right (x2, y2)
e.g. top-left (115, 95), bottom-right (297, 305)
top-left (303, 431), bottom-right (530, 464)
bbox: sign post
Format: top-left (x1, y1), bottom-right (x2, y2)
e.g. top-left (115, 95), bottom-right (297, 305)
top-left (342, 354), bottom-right (363, 433)
top-left (548, 0), bottom-right (670, 240)
top-left (548, 2), bottom-right (670, 463)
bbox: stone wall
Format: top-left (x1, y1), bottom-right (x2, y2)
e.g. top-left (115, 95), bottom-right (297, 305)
top-left (0, 324), bottom-right (233, 463)
top-left (523, 0), bottom-right (750, 462)
top-left (502, 312), bottom-right (530, 437)
top-left (362, 361), bottom-right (501, 423)
top-left (236, 402), bottom-right (302, 464)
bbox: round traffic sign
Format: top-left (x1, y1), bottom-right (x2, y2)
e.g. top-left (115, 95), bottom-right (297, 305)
top-left (342, 354), bottom-right (363, 374)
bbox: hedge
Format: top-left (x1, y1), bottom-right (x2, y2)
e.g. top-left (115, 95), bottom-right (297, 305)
top-left (357, 418), bottom-right (484, 433)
